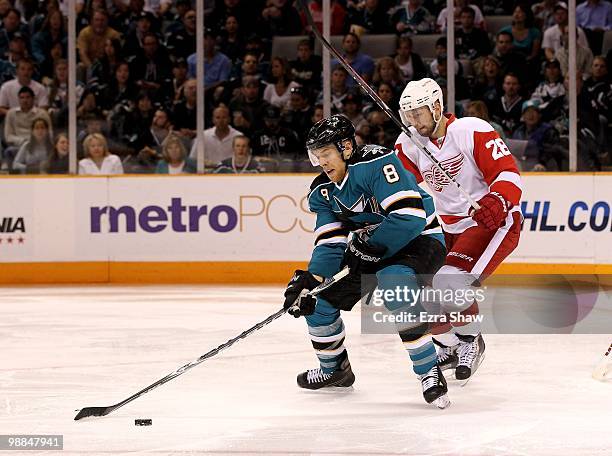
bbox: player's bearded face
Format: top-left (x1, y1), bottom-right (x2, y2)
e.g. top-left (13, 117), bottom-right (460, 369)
top-left (313, 146), bottom-right (347, 183)
top-left (404, 106), bottom-right (435, 136)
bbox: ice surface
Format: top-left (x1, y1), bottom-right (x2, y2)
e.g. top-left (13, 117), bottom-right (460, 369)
top-left (1, 285), bottom-right (611, 455)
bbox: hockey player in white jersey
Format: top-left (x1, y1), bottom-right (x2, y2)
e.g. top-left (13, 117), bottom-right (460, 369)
top-left (394, 78), bottom-right (523, 382)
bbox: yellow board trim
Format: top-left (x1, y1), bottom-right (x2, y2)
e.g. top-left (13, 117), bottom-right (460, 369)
top-left (0, 262), bottom-right (110, 284)
top-left (1, 262), bottom-right (611, 284)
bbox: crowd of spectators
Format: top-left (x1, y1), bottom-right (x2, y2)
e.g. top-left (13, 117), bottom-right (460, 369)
top-left (0, 0), bottom-right (610, 174)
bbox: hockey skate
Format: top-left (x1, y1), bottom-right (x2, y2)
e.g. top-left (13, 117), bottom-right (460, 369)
top-left (455, 334), bottom-right (486, 386)
top-left (419, 365), bottom-right (450, 409)
top-left (297, 356), bottom-right (355, 390)
top-left (435, 342), bottom-right (458, 372)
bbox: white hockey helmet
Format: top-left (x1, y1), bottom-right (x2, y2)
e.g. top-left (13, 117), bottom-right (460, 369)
top-left (398, 78), bottom-right (444, 130)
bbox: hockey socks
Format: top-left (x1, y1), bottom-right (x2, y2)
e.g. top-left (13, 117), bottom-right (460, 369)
top-left (398, 323), bottom-right (438, 376)
top-left (305, 300), bottom-right (347, 373)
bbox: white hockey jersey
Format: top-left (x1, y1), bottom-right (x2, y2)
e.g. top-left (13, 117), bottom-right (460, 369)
top-left (394, 114), bottom-right (522, 234)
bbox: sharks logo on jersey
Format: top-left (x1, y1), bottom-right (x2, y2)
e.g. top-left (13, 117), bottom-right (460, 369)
top-left (330, 144), bottom-right (403, 228)
top-left (333, 194), bottom-right (383, 227)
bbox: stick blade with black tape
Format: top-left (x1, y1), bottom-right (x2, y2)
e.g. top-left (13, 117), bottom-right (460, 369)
top-left (74, 405), bottom-right (116, 420)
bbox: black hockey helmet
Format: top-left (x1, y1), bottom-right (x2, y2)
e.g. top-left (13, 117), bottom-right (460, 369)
top-left (306, 114), bottom-right (356, 166)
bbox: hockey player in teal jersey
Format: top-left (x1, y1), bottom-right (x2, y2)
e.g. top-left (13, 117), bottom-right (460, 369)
top-left (283, 114), bottom-right (450, 408)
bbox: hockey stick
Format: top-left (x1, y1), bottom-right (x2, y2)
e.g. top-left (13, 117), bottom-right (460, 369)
top-left (592, 342), bottom-right (612, 381)
top-left (297, 0), bottom-right (480, 210)
top-left (74, 267), bottom-right (350, 420)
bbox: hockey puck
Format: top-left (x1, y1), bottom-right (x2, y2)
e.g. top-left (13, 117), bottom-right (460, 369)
top-left (135, 419), bottom-right (152, 426)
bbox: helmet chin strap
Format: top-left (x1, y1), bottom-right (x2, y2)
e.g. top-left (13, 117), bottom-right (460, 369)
top-left (429, 104), bottom-right (444, 136)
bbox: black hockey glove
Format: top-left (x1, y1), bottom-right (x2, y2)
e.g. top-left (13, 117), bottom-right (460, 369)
top-left (344, 231), bottom-right (385, 274)
top-left (283, 270), bottom-right (321, 318)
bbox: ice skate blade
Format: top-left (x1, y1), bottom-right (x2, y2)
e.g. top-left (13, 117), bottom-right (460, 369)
top-left (456, 352), bottom-right (486, 387)
top-left (438, 361), bottom-right (457, 372)
top-left (430, 394), bottom-right (450, 409)
top-left (302, 385), bottom-right (355, 394)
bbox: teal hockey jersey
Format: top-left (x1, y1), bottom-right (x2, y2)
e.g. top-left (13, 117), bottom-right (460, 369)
top-left (308, 144), bottom-right (443, 278)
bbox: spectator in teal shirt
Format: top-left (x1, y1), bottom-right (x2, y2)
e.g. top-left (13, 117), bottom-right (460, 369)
top-left (155, 134), bottom-right (196, 174)
top-left (500, 3), bottom-right (542, 62)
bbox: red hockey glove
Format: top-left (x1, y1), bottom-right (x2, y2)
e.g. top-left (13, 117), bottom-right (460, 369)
top-left (471, 192), bottom-right (510, 230)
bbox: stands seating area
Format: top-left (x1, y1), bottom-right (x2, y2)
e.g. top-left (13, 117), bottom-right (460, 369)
top-left (0, 1), bottom-right (609, 175)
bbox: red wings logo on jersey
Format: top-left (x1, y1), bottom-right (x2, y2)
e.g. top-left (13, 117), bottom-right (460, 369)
top-left (422, 153), bottom-right (464, 192)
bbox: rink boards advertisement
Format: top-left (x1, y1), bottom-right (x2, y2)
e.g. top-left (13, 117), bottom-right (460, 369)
top-left (0, 174), bottom-right (610, 282)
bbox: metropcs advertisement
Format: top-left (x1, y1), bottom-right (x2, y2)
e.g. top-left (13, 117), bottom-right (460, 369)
top-left (0, 174), bottom-right (610, 264)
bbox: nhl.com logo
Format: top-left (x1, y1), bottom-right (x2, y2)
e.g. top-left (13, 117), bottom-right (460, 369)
top-left (0, 216), bottom-right (26, 245)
